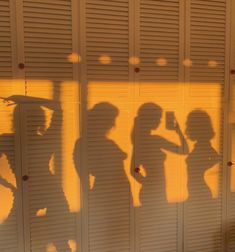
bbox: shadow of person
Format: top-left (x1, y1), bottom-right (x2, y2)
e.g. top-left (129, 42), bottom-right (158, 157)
top-left (4, 95), bottom-right (73, 251)
top-left (185, 109), bottom-right (221, 251)
top-left (73, 102), bottom-right (130, 252)
top-left (130, 103), bottom-right (188, 250)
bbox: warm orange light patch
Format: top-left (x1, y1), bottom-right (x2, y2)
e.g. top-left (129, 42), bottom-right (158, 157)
top-left (36, 208), bottom-right (47, 217)
top-left (68, 53), bottom-right (81, 63)
top-left (89, 174), bottom-right (96, 190)
top-left (24, 80), bottom-right (53, 99)
top-left (208, 60), bottom-right (218, 68)
top-left (0, 154), bottom-right (16, 224)
top-left (164, 151), bottom-right (188, 203)
top-left (46, 243), bottom-right (57, 252)
top-left (204, 165), bottom-right (220, 198)
top-left (129, 56), bottom-right (140, 65)
top-left (139, 165), bottom-right (147, 178)
top-left (99, 55), bottom-right (112, 64)
top-left (68, 240), bottom-right (77, 252)
top-left (156, 57), bottom-right (168, 66)
top-left (41, 106), bottom-right (53, 133)
top-left (0, 185), bottom-right (14, 224)
top-left (49, 154), bottom-right (55, 175)
top-left (183, 59), bottom-right (193, 67)
top-left (0, 154), bottom-right (16, 187)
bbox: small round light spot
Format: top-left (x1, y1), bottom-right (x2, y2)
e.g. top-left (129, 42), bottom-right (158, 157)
top-left (208, 60), bottom-right (218, 67)
top-left (67, 53), bottom-right (81, 63)
top-left (99, 55), bottom-right (112, 64)
top-left (156, 58), bottom-right (167, 66)
top-left (183, 59), bottom-right (193, 67)
top-left (36, 208), bottom-right (47, 217)
top-left (129, 56), bottom-right (140, 65)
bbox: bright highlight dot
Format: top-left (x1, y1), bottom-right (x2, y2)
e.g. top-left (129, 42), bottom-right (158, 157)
top-left (129, 57), bottom-right (140, 65)
top-left (89, 174), bottom-right (96, 190)
top-left (49, 154), bottom-right (55, 175)
top-left (99, 55), bottom-right (112, 64)
top-left (156, 58), bottom-right (167, 66)
top-left (208, 60), bottom-right (218, 67)
top-left (139, 165), bottom-right (147, 178)
top-left (183, 59), bottom-right (193, 67)
top-left (68, 53), bottom-right (81, 63)
top-left (36, 208), bottom-right (47, 217)
top-left (68, 240), bottom-right (77, 252)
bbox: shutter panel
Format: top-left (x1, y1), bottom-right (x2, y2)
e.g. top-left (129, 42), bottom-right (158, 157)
top-left (83, 0), bottom-right (133, 251)
top-left (0, 0), bottom-right (13, 79)
top-left (0, 1), bottom-right (24, 251)
top-left (22, 0), bottom-right (78, 100)
top-left (135, 1), bottom-right (184, 251)
top-left (20, 0), bottom-right (80, 251)
top-left (184, 0), bottom-right (226, 251)
top-left (227, 0), bottom-right (235, 250)
top-left (0, 105), bottom-right (24, 252)
top-left (21, 103), bottom-right (79, 252)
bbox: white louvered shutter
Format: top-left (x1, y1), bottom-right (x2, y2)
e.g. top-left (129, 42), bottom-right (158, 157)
top-left (20, 103), bottom-right (79, 252)
top-left (0, 105), bottom-right (24, 252)
top-left (82, 0), bottom-right (133, 251)
top-left (0, 1), bottom-right (24, 251)
top-left (18, 0), bottom-right (81, 251)
top-left (227, 0), bottom-right (235, 250)
top-left (0, 0), bottom-right (13, 79)
top-left (134, 0), bottom-right (185, 251)
top-left (183, 0), bottom-right (227, 251)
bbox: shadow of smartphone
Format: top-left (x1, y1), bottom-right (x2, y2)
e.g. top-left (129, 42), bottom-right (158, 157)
top-left (166, 111), bottom-right (175, 130)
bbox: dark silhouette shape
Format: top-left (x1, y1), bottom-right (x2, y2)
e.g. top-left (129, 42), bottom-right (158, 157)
top-left (2, 94), bottom-right (73, 251)
top-left (131, 103), bottom-right (188, 201)
top-left (130, 103), bottom-right (188, 251)
top-left (185, 109), bottom-right (220, 199)
top-left (184, 109), bottom-right (221, 251)
top-left (73, 102), bottom-right (130, 252)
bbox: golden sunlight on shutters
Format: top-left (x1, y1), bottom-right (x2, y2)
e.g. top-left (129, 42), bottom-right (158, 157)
top-left (183, 0), bottom-right (226, 251)
top-left (84, 0), bottom-right (132, 251)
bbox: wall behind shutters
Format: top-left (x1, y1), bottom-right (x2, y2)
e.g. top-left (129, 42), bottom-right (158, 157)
top-left (0, 1), bottom-right (24, 251)
top-left (18, 0), bottom-right (81, 251)
top-left (82, 0), bottom-right (133, 251)
top-left (184, 0), bottom-right (227, 251)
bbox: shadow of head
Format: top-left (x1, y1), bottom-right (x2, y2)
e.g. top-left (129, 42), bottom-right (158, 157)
top-left (136, 102), bottom-right (163, 131)
top-left (185, 109), bottom-right (215, 142)
top-left (88, 102), bottom-right (119, 136)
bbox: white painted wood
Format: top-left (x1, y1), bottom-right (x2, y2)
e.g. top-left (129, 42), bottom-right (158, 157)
top-left (134, 1), bottom-right (185, 252)
top-left (82, 0), bottom-right (133, 251)
top-left (184, 0), bottom-right (227, 251)
top-left (0, 1), bottom-right (25, 251)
